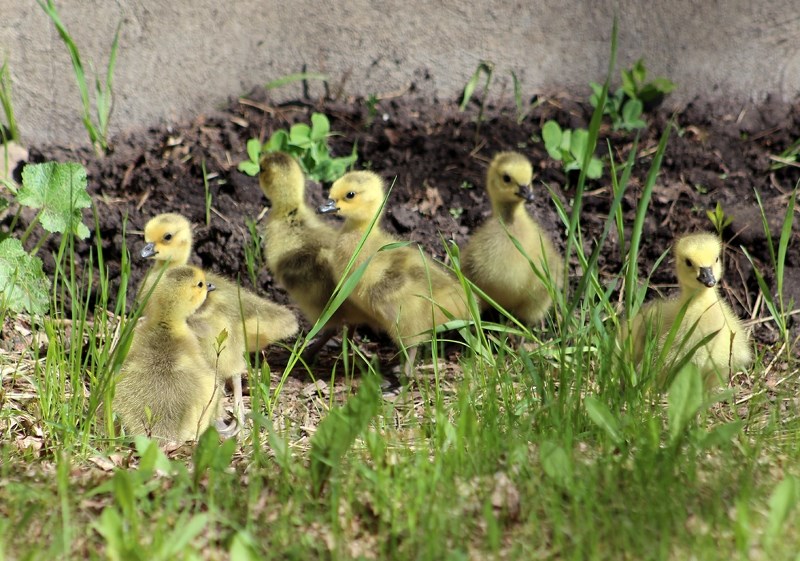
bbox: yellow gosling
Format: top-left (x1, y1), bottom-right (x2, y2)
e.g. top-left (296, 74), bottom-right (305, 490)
top-left (140, 213), bottom-right (298, 427)
top-left (114, 266), bottom-right (219, 441)
top-left (317, 170), bottom-right (469, 374)
top-left (622, 232), bottom-right (753, 388)
top-left (258, 152), bottom-right (375, 352)
top-left (461, 151), bottom-right (564, 324)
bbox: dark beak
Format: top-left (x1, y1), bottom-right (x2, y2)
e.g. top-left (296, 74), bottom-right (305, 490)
top-left (140, 242), bottom-right (157, 259)
top-left (516, 184), bottom-right (535, 202)
top-left (317, 199), bottom-right (339, 214)
top-left (697, 267), bottom-right (716, 288)
top-left (207, 282), bottom-right (216, 293)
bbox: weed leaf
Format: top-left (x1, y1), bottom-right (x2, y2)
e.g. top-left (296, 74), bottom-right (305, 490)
top-left (766, 476), bottom-right (798, 547)
top-left (0, 238), bottom-right (50, 314)
top-left (539, 441), bottom-right (573, 488)
top-left (667, 363), bottom-right (703, 444)
top-left (18, 162), bottom-right (91, 238)
top-left (584, 396), bottom-right (623, 444)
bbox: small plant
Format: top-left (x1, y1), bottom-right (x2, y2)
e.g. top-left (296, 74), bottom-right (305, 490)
top-left (590, 58), bottom-right (675, 131)
top-left (510, 70), bottom-right (541, 125)
top-left (37, 0), bottom-right (121, 155)
top-left (200, 159), bottom-right (212, 226)
top-left (364, 93), bottom-right (379, 127)
top-left (620, 58), bottom-right (676, 108)
top-left (0, 161), bottom-right (91, 314)
top-left (706, 202), bottom-right (733, 236)
top-left (243, 218), bottom-right (264, 287)
top-left (0, 58), bottom-right (19, 143)
top-left (769, 137), bottom-right (800, 171)
top-left (459, 61), bottom-right (494, 136)
top-left (238, 113), bottom-right (357, 183)
top-left (542, 120), bottom-right (604, 180)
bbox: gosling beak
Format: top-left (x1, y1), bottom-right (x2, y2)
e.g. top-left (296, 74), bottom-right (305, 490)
top-left (516, 184), bottom-right (535, 202)
top-left (697, 267), bottom-right (716, 288)
top-left (317, 199), bottom-right (339, 214)
top-left (206, 282), bottom-right (216, 293)
top-left (140, 242), bottom-right (157, 259)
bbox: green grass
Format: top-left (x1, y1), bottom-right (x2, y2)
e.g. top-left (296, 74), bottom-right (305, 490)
top-left (1, 38), bottom-right (799, 561)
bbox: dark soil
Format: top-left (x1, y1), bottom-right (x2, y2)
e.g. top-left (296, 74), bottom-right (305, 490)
top-left (21, 88), bottom-right (800, 354)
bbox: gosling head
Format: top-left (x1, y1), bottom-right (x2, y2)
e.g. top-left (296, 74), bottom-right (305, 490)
top-left (258, 151), bottom-right (305, 206)
top-left (486, 152), bottom-right (534, 205)
top-left (317, 171), bottom-right (385, 228)
top-left (151, 265), bottom-right (216, 319)
top-left (141, 213), bottom-right (193, 264)
top-left (674, 232), bottom-right (723, 290)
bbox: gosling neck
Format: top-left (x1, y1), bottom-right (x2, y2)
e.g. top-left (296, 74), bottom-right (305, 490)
top-left (492, 199), bottom-right (526, 225)
top-left (146, 300), bottom-right (191, 332)
top-left (679, 282), bottom-right (719, 307)
top-left (268, 187), bottom-right (306, 217)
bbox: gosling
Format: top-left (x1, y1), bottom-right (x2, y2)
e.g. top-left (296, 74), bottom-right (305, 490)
top-left (258, 152), bottom-right (374, 354)
top-left (140, 213), bottom-right (298, 426)
top-left (622, 232), bottom-right (753, 388)
top-left (317, 170), bottom-right (470, 374)
top-left (461, 151), bottom-right (564, 325)
top-left (114, 266), bottom-right (220, 441)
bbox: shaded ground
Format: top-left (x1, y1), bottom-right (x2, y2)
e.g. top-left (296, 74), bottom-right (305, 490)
top-left (21, 89), bottom-right (800, 354)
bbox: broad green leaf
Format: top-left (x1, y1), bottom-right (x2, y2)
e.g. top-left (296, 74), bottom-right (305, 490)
top-left (111, 469), bottom-right (136, 520)
top-left (18, 161), bottom-right (91, 238)
top-left (192, 426), bottom-right (236, 486)
top-left (667, 363), bottom-right (703, 444)
top-left (93, 507), bottom-right (125, 561)
top-left (621, 99), bottom-right (645, 129)
top-left (539, 440), bottom-right (572, 488)
top-left (288, 123), bottom-right (312, 148)
top-left (698, 420), bottom-right (743, 449)
top-left (310, 113), bottom-right (330, 142)
top-left (263, 130), bottom-right (289, 152)
top-left (237, 161), bottom-right (260, 176)
top-left (230, 531), bottom-right (260, 561)
top-left (584, 396), bottom-right (622, 444)
top-left (649, 77), bottom-right (676, 94)
top-left (245, 138), bottom-right (261, 163)
top-left (541, 121), bottom-right (562, 159)
top-left (586, 157), bottom-right (604, 179)
top-left (766, 476), bottom-right (799, 547)
top-left (159, 513), bottom-right (208, 558)
top-left (570, 129), bottom-right (589, 161)
top-left (309, 375), bottom-right (381, 496)
top-left (134, 436), bottom-right (173, 475)
top-left (0, 238), bottom-right (50, 314)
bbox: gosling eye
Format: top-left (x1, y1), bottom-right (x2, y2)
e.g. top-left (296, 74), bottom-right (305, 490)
top-left (715, 256), bottom-right (719, 263)
top-left (163, 233), bottom-right (173, 242)
top-left (685, 258), bottom-right (693, 267)
top-left (345, 191), bottom-right (356, 200)
top-left (502, 173), bottom-right (511, 184)
top-left (197, 281), bottom-right (204, 288)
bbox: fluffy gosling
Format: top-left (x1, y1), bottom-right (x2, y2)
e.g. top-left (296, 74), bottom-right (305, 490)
top-left (621, 232), bottom-right (753, 388)
top-left (317, 170), bottom-right (469, 374)
top-left (140, 213), bottom-right (298, 426)
top-left (258, 152), bottom-right (375, 353)
top-left (114, 266), bottom-right (219, 441)
top-left (461, 151), bottom-right (564, 325)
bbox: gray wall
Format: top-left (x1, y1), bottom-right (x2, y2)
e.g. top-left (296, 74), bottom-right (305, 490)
top-left (2, 1), bottom-right (799, 146)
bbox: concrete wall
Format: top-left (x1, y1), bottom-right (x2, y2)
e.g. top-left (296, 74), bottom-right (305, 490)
top-left (1, 0), bottom-right (799, 146)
